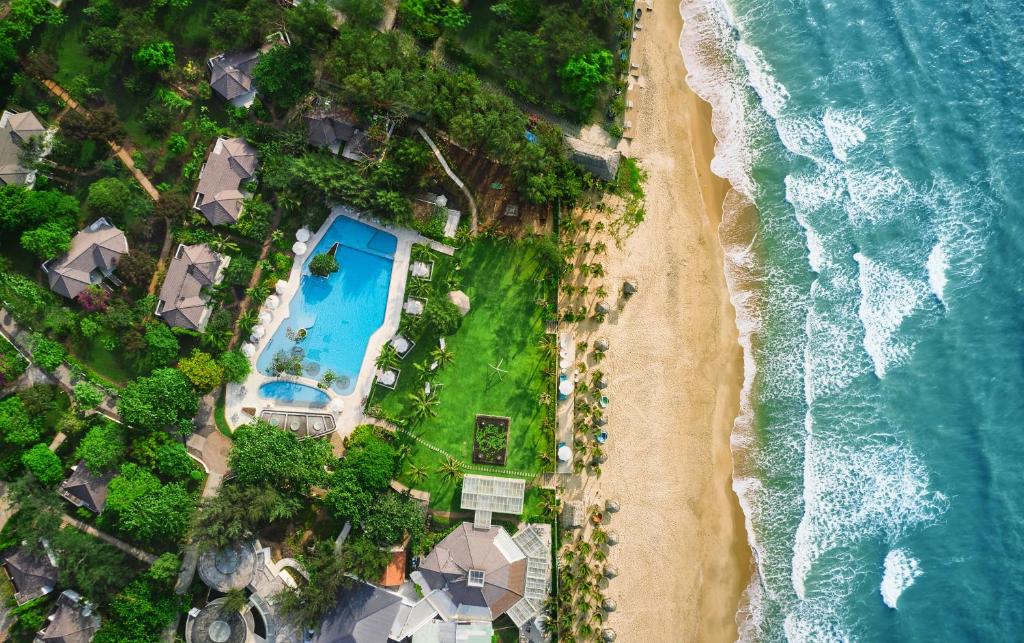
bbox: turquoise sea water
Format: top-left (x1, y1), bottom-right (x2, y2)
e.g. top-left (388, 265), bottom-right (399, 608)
top-left (679, 0), bottom-right (1024, 639)
top-left (256, 217), bottom-right (397, 396)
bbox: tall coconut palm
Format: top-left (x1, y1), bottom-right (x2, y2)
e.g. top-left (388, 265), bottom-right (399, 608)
top-left (408, 389), bottom-right (438, 423)
top-left (375, 344), bottom-right (400, 371)
top-left (538, 334), bottom-right (558, 362)
top-left (590, 263), bottom-right (605, 278)
top-left (210, 233), bottom-right (240, 254)
top-left (408, 463), bottom-right (429, 483)
top-left (437, 455), bottom-right (463, 482)
top-left (430, 345), bottom-right (454, 368)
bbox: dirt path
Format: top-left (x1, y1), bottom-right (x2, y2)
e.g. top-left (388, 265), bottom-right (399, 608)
top-left (61, 514), bottom-right (158, 564)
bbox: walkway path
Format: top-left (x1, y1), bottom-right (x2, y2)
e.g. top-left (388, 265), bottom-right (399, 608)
top-left (61, 514), bottom-right (158, 564)
top-left (389, 423), bottom-right (538, 480)
top-left (147, 220), bottom-right (174, 296)
top-left (0, 308), bottom-right (121, 421)
top-left (227, 210), bottom-right (284, 351)
top-left (39, 79), bottom-right (161, 201)
top-left (417, 127), bottom-right (478, 234)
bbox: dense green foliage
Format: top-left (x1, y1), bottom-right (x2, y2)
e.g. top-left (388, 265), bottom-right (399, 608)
top-left (31, 333), bottom-right (67, 372)
top-left (73, 380), bottom-right (105, 409)
top-left (104, 463), bottom-right (194, 542)
top-left (0, 337), bottom-right (28, 386)
top-left (229, 420), bottom-right (333, 493)
top-left (218, 350), bottom-right (251, 383)
top-left (92, 559), bottom-right (182, 642)
top-left (361, 491), bottom-right (425, 546)
top-left (21, 444), bottom-right (63, 485)
top-left (117, 368), bottom-right (199, 434)
top-left (51, 527), bottom-right (133, 601)
top-left (20, 221), bottom-right (73, 260)
top-left (309, 252), bottom-right (339, 277)
top-left (276, 540), bottom-right (351, 627)
top-left (252, 44), bottom-right (313, 110)
top-left (76, 421), bottom-right (126, 472)
top-left (0, 396), bottom-right (42, 447)
top-left (177, 349), bottom-right (223, 392)
top-left (191, 482), bottom-right (301, 551)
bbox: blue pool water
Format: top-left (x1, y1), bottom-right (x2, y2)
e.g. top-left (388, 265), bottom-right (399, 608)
top-left (257, 381), bottom-right (330, 407)
top-left (680, 0), bottom-right (1024, 639)
top-left (256, 217), bottom-right (397, 396)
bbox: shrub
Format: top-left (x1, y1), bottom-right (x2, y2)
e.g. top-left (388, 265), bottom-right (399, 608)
top-left (21, 444), bottom-right (63, 485)
top-left (309, 253), bottom-right (338, 277)
top-left (133, 41), bottom-right (175, 72)
top-left (76, 421), bottom-right (126, 472)
top-left (31, 333), bottom-right (66, 371)
top-left (74, 381), bottom-right (104, 409)
top-left (218, 350), bottom-right (250, 383)
top-left (177, 349), bottom-right (223, 392)
top-left (20, 221), bottom-right (72, 259)
top-left (425, 298), bottom-right (462, 336)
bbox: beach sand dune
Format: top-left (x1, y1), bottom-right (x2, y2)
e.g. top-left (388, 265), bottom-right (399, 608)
top-left (588, 1), bottom-right (751, 640)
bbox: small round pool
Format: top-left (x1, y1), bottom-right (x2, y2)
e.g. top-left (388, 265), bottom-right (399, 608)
top-left (258, 381), bottom-right (330, 407)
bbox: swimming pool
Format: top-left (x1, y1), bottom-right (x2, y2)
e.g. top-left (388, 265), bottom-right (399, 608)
top-left (256, 217), bottom-right (397, 397)
top-left (257, 381), bottom-right (330, 407)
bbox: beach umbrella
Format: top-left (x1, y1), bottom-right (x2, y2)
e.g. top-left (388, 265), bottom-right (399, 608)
top-left (602, 629), bottom-right (617, 642)
top-left (594, 415), bottom-right (608, 427)
top-left (404, 299), bottom-right (424, 315)
top-left (240, 343), bottom-right (256, 358)
top-left (558, 379), bottom-right (573, 396)
top-left (623, 280), bottom-right (638, 296)
top-left (595, 337), bottom-right (610, 352)
top-left (607, 531), bottom-right (620, 545)
top-left (329, 398), bottom-right (344, 413)
top-left (295, 227), bottom-right (311, 242)
top-left (250, 324), bottom-right (265, 338)
top-left (603, 565), bottom-right (619, 579)
top-left (448, 290), bottom-right (471, 316)
top-left (258, 311), bottom-right (273, 324)
top-left (602, 598), bottom-right (617, 612)
top-left (596, 375), bottom-right (609, 389)
top-left (605, 499), bottom-right (620, 513)
top-left (596, 300), bottom-right (610, 315)
top-left (275, 280), bottom-right (289, 295)
top-left (292, 241), bottom-right (308, 256)
top-left (557, 445), bottom-right (572, 462)
top-left (434, 194), bottom-right (448, 208)
top-left (411, 262), bottom-right (431, 278)
top-left (391, 336), bottom-right (410, 353)
top-left (265, 295), bottom-right (280, 309)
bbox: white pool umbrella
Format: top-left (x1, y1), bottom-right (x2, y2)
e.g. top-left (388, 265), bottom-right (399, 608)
top-left (275, 280), bottom-right (289, 295)
top-left (292, 241), bottom-right (307, 255)
top-left (258, 311), bottom-right (273, 324)
top-left (557, 445), bottom-right (572, 462)
top-left (391, 336), bottom-right (410, 353)
top-left (295, 227), bottom-right (311, 242)
top-left (241, 343), bottom-right (256, 357)
top-left (265, 295), bottom-right (280, 309)
top-left (250, 324), bottom-right (265, 340)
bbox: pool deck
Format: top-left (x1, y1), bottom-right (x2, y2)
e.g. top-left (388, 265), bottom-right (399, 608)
top-left (225, 206), bottom-right (456, 441)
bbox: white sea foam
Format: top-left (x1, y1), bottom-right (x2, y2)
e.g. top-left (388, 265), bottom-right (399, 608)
top-left (736, 41), bottom-right (790, 119)
top-left (823, 108), bottom-right (868, 162)
top-left (853, 253), bottom-right (926, 378)
top-left (881, 548), bottom-right (923, 608)
top-left (926, 243), bottom-right (948, 305)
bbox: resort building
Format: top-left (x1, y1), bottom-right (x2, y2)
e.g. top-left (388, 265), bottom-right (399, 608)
top-left (58, 462), bottom-right (114, 514)
top-left (208, 49), bottom-right (261, 107)
top-left (42, 218), bottom-right (129, 300)
top-left (310, 581), bottom-right (405, 643)
top-left (193, 137), bottom-right (259, 226)
top-left (305, 104), bottom-right (393, 161)
top-left (155, 243), bottom-right (230, 331)
top-left (2, 546), bottom-right (58, 605)
top-left (564, 135), bottom-right (621, 182)
top-left (460, 474), bottom-right (525, 529)
top-left (0, 110), bottom-right (48, 187)
top-left (34, 589), bottom-right (101, 643)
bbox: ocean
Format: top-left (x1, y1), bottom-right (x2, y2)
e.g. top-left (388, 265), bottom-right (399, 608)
top-left (678, 0), bottom-right (1024, 639)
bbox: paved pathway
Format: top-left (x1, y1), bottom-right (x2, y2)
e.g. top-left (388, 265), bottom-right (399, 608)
top-left (0, 308), bottom-right (121, 421)
top-left (417, 127), bottom-right (478, 234)
top-left (389, 424), bottom-right (538, 480)
top-left (61, 514), bottom-right (157, 564)
top-left (39, 79), bottom-right (161, 201)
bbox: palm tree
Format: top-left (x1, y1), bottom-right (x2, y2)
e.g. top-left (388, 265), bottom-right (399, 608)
top-left (595, 285), bottom-right (608, 299)
top-left (375, 344), bottom-right (400, 371)
top-left (590, 263), bottom-right (605, 278)
top-left (221, 588), bottom-right (248, 614)
top-left (246, 283), bottom-right (271, 302)
top-left (594, 241), bottom-right (607, 255)
top-left (437, 456), bottom-right (463, 483)
top-left (430, 345), bottom-right (454, 368)
top-left (210, 233), bottom-right (240, 254)
top-left (271, 229), bottom-right (284, 245)
top-left (538, 335), bottom-right (558, 362)
top-left (237, 310), bottom-right (258, 334)
top-left (408, 389), bottom-right (438, 423)
top-left (408, 463), bottom-right (429, 483)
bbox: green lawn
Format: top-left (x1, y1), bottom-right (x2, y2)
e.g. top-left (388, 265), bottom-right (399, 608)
top-left (372, 238), bottom-right (555, 512)
top-left (70, 338), bottom-right (133, 385)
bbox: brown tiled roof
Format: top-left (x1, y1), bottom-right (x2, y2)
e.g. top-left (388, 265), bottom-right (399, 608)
top-left (58, 462), bottom-right (114, 514)
top-left (379, 550), bottom-right (405, 588)
top-left (45, 218), bottom-right (128, 299)
top-left (157, 243), bottom-right (226, 330)
top-left (194, 137), bottom-right (258, 225)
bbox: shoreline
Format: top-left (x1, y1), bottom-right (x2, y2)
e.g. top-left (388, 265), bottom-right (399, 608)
top-left (591, 0), bottom-right (752, 639)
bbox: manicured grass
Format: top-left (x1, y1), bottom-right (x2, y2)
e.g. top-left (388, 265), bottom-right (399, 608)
top-left (70, 339), bottom-right (132, 385)
top-left (374, 238), bottom-right (555, 510)
top-left (214, 392), bottom-right (232, 436)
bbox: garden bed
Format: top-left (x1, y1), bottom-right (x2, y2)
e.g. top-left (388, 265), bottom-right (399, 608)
top-left (472, 414), bottom-right (509, 466)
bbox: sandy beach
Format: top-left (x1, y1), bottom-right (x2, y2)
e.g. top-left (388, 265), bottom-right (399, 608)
top-left (587, 0), bottom-right (751, 640)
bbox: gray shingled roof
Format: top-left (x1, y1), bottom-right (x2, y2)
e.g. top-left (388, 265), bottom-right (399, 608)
top-left (58, 462), bottom-right (114, 514)
top-left (565, 136), bottom-right (621, 182)
top-left (44, 218), bottom-right (128, 299)
top-left (310, 581), bottom-right (403, 643)
top-left (194, 137), bottom-right (258, 225)
top-left (416, 524), bottom-right (527, 621)
top-left (306, 113), bottom-right (357, 150)
top-left (38, 590), bottom-right (101, 643)
top-left (2, 547), bottom-right (57, 604)
top-left (208, 50), bottom-right (260, 102)
top-left (157, 244), bottom-right (226, 330)
top-left (0, 110), bottom-right (45, 186)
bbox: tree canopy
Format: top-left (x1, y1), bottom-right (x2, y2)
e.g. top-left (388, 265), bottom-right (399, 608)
top-left (19, 221), bottom-right (73, 260)
top-left (117, 368), bottom-right (199, 434)
top-left (228, 420), bottom-right (333, 493)
top-left (21, 444), bottom-right (63, 486)
top-left (76, 421), bottom-right (126, 472)
top-left (104, 463), bottom-right (194, 542)
top-left (177, 349), bottom-right (223, 392)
